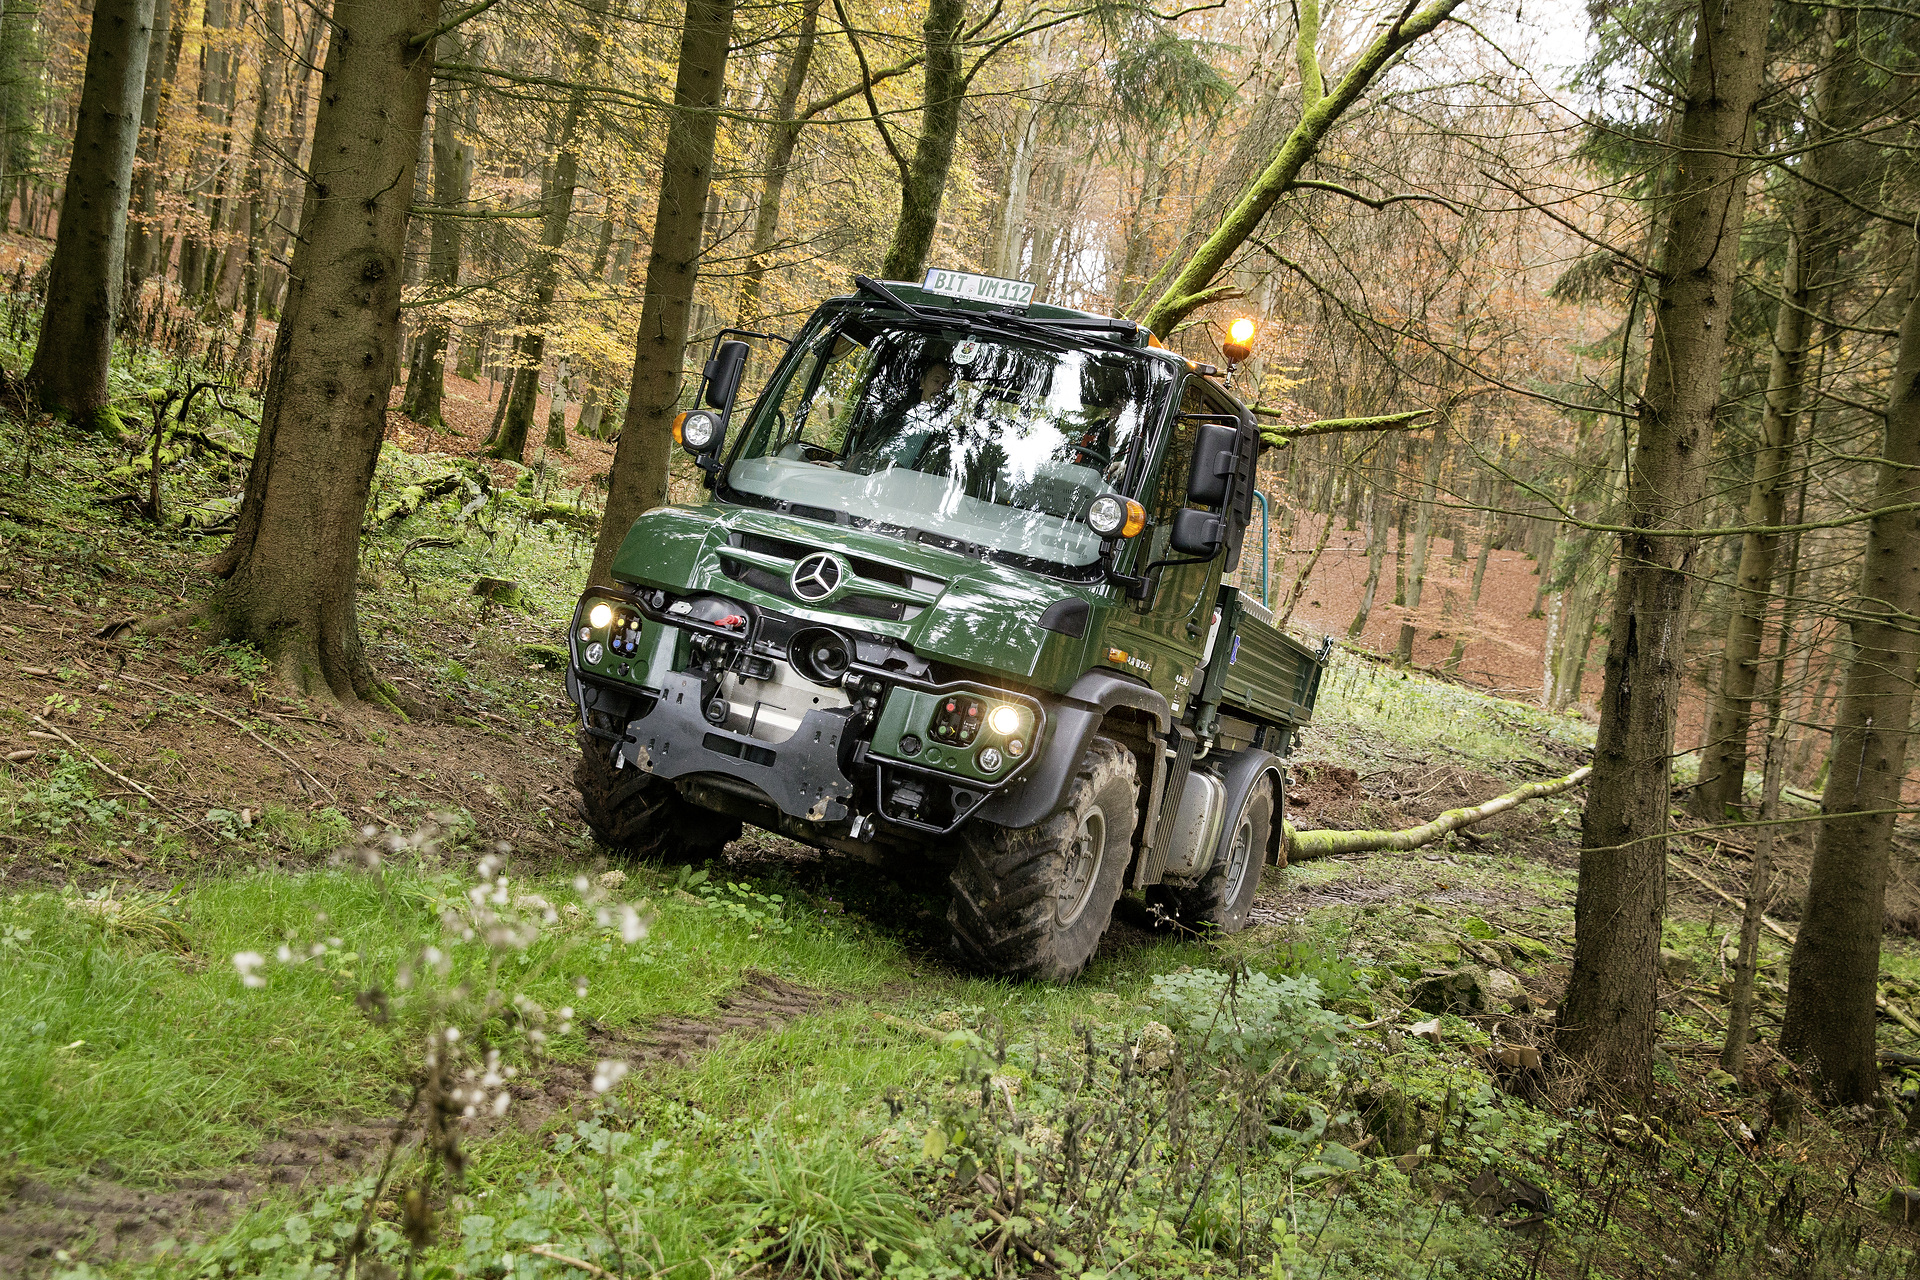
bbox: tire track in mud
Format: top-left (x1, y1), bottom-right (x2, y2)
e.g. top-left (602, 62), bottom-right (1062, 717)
top-left (2, 971), bottom-right (836, 1276)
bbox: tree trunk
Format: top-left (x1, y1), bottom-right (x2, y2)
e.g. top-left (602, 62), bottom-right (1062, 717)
top-left (206, 0), bottom-right (437, 700)
top-left (25, 0), bottom-right (155, 422)
top-left (1721, 467), bottom-right (1808, 1079)
top-left (1347, 440), bottom-right (1396, 641)
top-left (736, 0), bottom-right (820, 321)
top-left (590, 0), bottom-right (735, 584)
top-left (1692, 14), bottom-right (1854, 823)
top-left (0, 0), bottom-right (43, 234)
top-left (233, 0), bottom-right (286, 372)
top-left (178, 0), bottom-right (237, 297)
top-left (1285, 767), bottom-right (1592, 861)
top-left (125, 0), bottom-right (173, 294)
top-left (1555, 0), bottom-right (1770, 1092)
top-left (878, 0), bottom-right (964, 281)
top-left (401, 36), bottom-right (475, 428)
top-left (1394, 428), bottom-right (1442, 667)
top-left (545, 356), bottom-right (570, 452)
top-left (1778, 245), bottom-right (1920, 1105)
top-left (488, 3), bottom-right (607, 461)
top-left (1274, 509), bottom-right (1333, 631)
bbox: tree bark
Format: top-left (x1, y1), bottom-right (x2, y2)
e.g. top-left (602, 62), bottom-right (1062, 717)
top-left (878, 0), bottom-right (964, 281)
top-left (1284, 767), bottom-right (1592, 860)
top-left (25, 0), bottom-right (155, 422)
top-left (590, 0), bottom-right (735, 584)
top-left (401, 35), bottom-right (475, 428)
top-left (206, 0), bottom-right (438, 700)
top-left (1692, 13), bottom-right (1854, 823)
top-left (1347, 439), bottom-right (1396, 641)
top-left (488, 1), bottom-right (609, 461)
top-left (737, 0), bottom-right (820, 321)
top-left (126, 0), bottom-right (173, 294)
top-left (1394, 428), bottom-right (1442, 667)
top-left (233, 0), bottom-right (286, 372)
top-left (1556, 0), bottom-right (1770, 1092)
top-left (1779, 244), bottom-right (1920, 1105)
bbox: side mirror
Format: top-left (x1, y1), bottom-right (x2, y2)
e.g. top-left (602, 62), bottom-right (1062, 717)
top-left (1185, 421), bottom-right (1239, 506)
top-left (1170, 507), bottom-right (1225, 558)
top-left (703, 340), bottom-right (749, 410)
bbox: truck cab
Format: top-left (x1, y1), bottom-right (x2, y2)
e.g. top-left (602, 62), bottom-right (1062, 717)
top-left (566, 275), bottom-right (1326, 980)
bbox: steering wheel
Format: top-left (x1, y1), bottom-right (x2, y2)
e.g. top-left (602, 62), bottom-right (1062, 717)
top-left (798, 442), bottom-right (837, 464)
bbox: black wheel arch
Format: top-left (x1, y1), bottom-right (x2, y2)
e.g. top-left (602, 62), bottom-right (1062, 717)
top-left (973, 671), bottom-right (1169, 830)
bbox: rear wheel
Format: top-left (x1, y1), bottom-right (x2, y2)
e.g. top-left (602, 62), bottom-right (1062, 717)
top-left (573, 731), bottom-right (741, 861)
top-left (1150, 775), bottom-right (1273, 934)
top-left (947, 737), bottom-right (1138, 982)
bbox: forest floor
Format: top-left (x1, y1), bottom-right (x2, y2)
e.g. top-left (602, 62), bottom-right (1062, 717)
top-left (4, 337), bottom-right (1920, 1278)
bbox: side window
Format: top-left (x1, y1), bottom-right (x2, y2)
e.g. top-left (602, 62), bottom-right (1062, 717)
top-left (1149, 382), bottom-right (1207, 528)
top-left (761, 330), bottom-right (870, 457)
top-left (799, 336), bottom-right (872, 452)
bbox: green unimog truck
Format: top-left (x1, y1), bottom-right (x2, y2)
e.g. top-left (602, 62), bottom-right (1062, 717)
top-left (564, 273), bottom-right (1329, 980)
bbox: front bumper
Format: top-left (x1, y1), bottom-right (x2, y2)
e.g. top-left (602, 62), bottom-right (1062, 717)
top-left (565, 586), bottom-right (1047, 836)
top-left (618, 671), bottom-right (855, 824)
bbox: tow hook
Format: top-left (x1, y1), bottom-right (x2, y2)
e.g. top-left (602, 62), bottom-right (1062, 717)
top-left (849, 813), bottom-right (876, 841)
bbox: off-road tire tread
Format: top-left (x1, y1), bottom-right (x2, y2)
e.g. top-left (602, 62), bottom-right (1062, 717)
top-left (948, 736), bottom-right (1137, 982)
top-left (1151, 776), bottom-right (1274, 934)
top-left (574, 732), bottom-right (741, 861)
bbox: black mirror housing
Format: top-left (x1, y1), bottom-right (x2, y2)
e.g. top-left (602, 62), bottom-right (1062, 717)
top-left (703, 340), bottom-right (750, 410)
top-left (1185, 421), bottom-right (1238, 506)
top-left (1170, 507), bottom-right (1225, 558)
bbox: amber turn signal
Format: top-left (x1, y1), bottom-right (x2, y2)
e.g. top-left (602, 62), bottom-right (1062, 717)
top-left (1223, 316), bottom-right (1257, 364)
top-left (1086, 494), bottom-right (1147, 539)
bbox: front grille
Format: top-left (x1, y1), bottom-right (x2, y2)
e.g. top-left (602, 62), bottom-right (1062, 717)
top-left (720, 531), bottom-right (943, 623)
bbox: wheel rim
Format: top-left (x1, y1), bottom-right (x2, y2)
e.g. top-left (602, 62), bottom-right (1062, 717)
top-left (1221, 810), bottom-right (1256, 906)
top-left (1055, 805), bottom-right (1106, 927)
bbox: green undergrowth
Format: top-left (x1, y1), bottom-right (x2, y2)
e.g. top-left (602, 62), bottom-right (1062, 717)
top-left (1307, 646), bottom-right (1593, 777)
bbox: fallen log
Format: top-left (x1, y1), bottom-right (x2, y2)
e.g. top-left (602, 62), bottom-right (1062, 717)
top-left (1282, 765), bottom-right (1591, 861)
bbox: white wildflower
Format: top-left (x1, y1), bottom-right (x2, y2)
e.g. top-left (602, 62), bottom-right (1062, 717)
top-left (232, 951), bottom-right (267, 988)
top-left (617, 904), bottom-right (647, 944)
top-left (592, 1059), bottom-right (630, 1093)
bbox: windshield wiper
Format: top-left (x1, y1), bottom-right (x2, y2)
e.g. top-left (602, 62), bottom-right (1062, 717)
top-left (853, 274), bottom-right (929, 318)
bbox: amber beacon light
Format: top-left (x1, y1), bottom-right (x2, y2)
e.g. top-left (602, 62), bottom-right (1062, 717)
top-left (1223, 317), bottom-right (1258, 365)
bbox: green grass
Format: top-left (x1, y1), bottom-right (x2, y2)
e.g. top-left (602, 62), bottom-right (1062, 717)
top-left (0, 858), bottom-right (908, 1184)
top-left (1309, 645), bottom-right (1593, 774)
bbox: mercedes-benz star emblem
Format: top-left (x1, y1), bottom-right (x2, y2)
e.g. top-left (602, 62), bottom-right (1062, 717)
top-left (789, 552), bottom-right (845, 602)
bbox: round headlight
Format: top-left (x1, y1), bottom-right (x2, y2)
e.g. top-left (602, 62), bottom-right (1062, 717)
top-left (1087, 494), bottom-right (1128, 537)
top-left (681, 409), bottom-right (720, 451)
top-left (588, 602), bottom-right (613, 629)
top-left (988, 704), bottom-right (1023, 736)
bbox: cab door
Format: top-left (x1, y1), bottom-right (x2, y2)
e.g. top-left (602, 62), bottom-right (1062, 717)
top-left (1104, 377), bottom-right (1230, 720)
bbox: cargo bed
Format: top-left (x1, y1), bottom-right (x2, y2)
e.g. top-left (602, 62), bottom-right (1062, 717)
top-left (1200, 586), bottom-right (1329, 745)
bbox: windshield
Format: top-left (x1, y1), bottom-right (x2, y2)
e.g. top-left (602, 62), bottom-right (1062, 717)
top-left (721, 312), bottom-right (1172, 574)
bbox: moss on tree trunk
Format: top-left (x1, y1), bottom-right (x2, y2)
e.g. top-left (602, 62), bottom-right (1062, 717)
top-left (206, 0), bottom-right (439, 700)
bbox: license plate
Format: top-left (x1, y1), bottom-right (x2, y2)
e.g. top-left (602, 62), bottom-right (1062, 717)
top-left (921, 268), bottom-right (1035, 308)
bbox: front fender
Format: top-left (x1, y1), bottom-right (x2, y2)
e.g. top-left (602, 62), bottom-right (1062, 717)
top-left (974, 671), bottom-right (1170, 829)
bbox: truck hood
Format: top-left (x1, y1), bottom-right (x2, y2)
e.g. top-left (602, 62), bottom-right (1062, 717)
top-left (609, 504), bottom-right (1102, 687)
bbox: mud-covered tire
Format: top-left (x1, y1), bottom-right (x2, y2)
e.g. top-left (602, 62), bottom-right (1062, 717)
top-left (1149, 775), bottom-right (1273, 934)
top-left (573, 732), bottom-right (741, 861)
top-left (947, 736), bottom-right (1138, 982)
